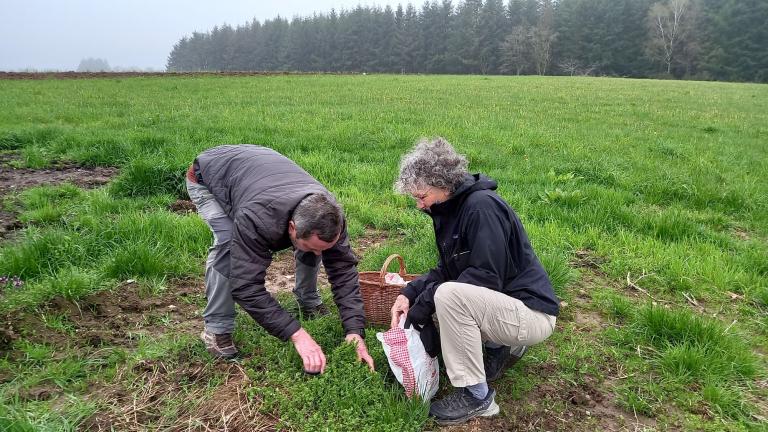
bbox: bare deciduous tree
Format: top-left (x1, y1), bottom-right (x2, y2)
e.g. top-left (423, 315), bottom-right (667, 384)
top-left (646, 0), bottom-right (692, 75)
top-left (531, 0), bottom-right (556, 75)
top-left (500, 26), bottom-right (531, 75)
top-left (559, 58), bottom-right (580, 76)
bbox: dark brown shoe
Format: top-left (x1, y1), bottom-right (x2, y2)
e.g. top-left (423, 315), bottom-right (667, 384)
top-left (200, 330), bottom-right (238, 359)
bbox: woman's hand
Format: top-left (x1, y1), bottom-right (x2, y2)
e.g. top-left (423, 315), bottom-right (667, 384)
top-left (390, 294), bottom-right (410, 329)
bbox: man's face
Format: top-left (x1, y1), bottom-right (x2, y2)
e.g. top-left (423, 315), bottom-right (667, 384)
top-left (288, 221), bottom-right (339, 255)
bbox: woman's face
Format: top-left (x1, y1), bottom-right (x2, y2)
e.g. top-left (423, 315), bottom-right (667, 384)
top-left (411, 187), bottom-right (451, 212)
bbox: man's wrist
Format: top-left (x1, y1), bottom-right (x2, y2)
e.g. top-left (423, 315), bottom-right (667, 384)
top-left (345, 328), bottom-right (365, 339)
top-left (290, 327), bottom-right (306, 342)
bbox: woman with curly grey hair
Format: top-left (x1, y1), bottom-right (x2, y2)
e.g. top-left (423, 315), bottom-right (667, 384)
top-left (390, 137), bottom-right (560, 425)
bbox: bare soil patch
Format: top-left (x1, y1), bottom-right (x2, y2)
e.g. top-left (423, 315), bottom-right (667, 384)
top-left (168, 198), bottom-right (196, 214)
top-left (264, 228), bottom-right (395, 294)
top-left (83, 361), bottom-right (274, 432)
top-left (0, 152), bottom-right (117, 239)
top-left (5, 278), bottom-right (203, 356)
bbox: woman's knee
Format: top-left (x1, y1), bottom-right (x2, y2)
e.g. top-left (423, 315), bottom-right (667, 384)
top-left (434, 282), bottom-right (468, 309)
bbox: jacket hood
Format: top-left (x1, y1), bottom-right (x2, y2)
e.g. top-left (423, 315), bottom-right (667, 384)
top-left (430, 173), bottom-right (497, 214)
top-left (453, 173), bottom-right (497, 197)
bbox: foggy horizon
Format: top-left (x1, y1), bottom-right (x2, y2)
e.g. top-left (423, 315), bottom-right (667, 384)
top-left (0, 0), bottom-right (402, 72)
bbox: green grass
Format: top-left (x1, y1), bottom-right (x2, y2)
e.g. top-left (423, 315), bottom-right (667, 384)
top-left (0, 75), bottom-right (766, 430)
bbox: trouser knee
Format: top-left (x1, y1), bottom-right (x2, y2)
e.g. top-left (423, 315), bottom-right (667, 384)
top-left (434, 282), bottom-right (468, 311)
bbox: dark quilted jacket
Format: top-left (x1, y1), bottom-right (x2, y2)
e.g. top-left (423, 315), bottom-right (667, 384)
top-left (193, 145), bottom-right (365, 340)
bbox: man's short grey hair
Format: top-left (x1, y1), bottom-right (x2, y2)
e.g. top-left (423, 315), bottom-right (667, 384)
top-left (394, 137), bottom-right (469, 194)
top-left (293, 193), bottom-right (343, 242)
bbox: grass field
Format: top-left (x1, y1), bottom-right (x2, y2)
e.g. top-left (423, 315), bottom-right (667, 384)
top-left (0, 74), bottom-right (766, 431)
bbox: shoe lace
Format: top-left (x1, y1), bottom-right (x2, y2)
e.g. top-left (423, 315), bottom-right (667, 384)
top-left (439, 389), bottom-right (476, 411)
top-left (215, 333), bottom-right (234, 347)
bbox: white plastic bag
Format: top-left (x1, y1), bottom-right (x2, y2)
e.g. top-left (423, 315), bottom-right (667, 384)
top-left (376, 316), bottom-right (440, 400)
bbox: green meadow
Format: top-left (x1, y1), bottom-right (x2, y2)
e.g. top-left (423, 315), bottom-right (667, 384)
top-left (0, 75), bottom-right (766, 431)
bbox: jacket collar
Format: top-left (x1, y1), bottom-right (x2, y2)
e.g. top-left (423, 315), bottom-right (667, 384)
top-left (429, 174), bottom-right (497, 216)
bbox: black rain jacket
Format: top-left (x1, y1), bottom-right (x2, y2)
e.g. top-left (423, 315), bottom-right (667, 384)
top-left (403, 174), bottom-right (560, 329)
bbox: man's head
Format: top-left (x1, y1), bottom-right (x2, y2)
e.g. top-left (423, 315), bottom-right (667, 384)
top-left (288, 193), bottom-right (343, 255)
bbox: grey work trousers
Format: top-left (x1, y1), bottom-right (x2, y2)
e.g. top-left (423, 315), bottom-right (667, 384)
top-left (186, 179), bottom-right (322, 335)
top-left (434, 282), bottom-right (557, 387)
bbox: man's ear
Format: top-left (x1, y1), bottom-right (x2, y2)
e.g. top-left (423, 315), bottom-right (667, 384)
top-left (288, 220), bottom-right (296, 234)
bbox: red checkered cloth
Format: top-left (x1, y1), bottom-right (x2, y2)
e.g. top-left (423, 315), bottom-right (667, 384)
top-left (382, 327), bottom-right (416, 397)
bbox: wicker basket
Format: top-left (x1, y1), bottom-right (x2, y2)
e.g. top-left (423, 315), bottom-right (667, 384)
top-left (359, 254), bottom-right (419, 326)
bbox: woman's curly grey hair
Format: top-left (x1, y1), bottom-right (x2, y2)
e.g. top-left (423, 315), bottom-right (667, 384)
top-left (394, 137), bottom-right (469, 194)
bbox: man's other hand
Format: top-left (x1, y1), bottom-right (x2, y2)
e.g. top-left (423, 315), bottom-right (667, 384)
top-left (345, 333), bottom-right (375, 372)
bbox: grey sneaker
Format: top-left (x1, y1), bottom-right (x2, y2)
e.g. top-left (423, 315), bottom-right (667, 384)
top-left (429, 388), bottom-right (499, 425)
top-left (484, 345), bottom-right (528, 382)
top-left (200, 330), bottom-right (238, 359)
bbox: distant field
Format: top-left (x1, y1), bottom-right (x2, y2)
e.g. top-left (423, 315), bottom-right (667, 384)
top-left (0, 75), bottom-right (766, 431)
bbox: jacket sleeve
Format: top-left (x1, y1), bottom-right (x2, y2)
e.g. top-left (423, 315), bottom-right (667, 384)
top-left (229, 211), bottom-right (301, 341)
top-left (401, 264), bottom-right (446, 305)
top-left (402, 264), bottom-right (446, 326)
top-left (321, 222), bottom-right (365, 336)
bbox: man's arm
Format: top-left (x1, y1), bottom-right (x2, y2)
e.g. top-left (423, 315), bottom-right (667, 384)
top-left (228, 212), bottom-right (301, 341)
top-left (321, 223), bottom-right (375, 371)
top-left (321, 224), bottom-right (365, 336)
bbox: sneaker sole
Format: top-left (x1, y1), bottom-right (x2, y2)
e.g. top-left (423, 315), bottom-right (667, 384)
top-left (433, 400), bottom-right (500, 426)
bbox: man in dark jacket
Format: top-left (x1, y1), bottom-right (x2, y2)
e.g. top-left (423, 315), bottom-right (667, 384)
top-left (390, 138), bottom-right (559, 425)
top-left (186, 145), bottom-right (373, 373)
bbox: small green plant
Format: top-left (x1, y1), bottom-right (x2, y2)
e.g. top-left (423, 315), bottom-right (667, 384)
top-left (701, 383), bottom-right (753, 421)
top-left (539, 188), bottom-right (586, 206)
top-left (594, 290), bottom-right (634, 321)
top-left (40, 312), bottom-right (76, 335)
top-left (545, 169), bottom-right (582, 184)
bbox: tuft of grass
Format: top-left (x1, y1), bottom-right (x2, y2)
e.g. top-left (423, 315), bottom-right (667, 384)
top-left (631, 306), bottom-right (758, 382)
top-left (104, 243), bottom-right (176, 279)
top-left (253, 340), bottom-right (429, 432)
top-left (701, 383), bottom-right (753, 421)
top-left (593, 290), bottom-right (634, 322)
top-left (109, 157), bottom-right (188, 198)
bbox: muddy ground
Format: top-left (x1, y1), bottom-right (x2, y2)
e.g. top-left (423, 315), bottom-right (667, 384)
top-left (0, 152), bottom-right (117, 238)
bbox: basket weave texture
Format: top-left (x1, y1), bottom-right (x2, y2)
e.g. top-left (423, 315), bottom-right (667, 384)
top-left (359, 254), bottom-right (419, 326)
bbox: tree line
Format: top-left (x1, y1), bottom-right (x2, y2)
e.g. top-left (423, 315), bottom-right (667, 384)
top-left (166, 0), bottom-right (767, 83)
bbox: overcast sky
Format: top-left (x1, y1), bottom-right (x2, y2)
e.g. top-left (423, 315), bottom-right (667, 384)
top-left (0, 0), bottom-right (402, 71)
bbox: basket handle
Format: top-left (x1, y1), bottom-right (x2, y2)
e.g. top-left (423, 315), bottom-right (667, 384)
top-left (379, 254), bottom-right (407, 284)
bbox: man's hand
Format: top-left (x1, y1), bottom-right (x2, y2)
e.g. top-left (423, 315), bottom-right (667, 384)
top-left (345, 333), bottom-right (375, 372)
top-left (290, 328), bottom-right (326, 374)
top-left (390, 294), bottom-right (410, 329)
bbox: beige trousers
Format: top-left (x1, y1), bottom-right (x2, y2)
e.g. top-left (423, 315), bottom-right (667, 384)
top-left (434, 282), bottom-right (557, 387)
